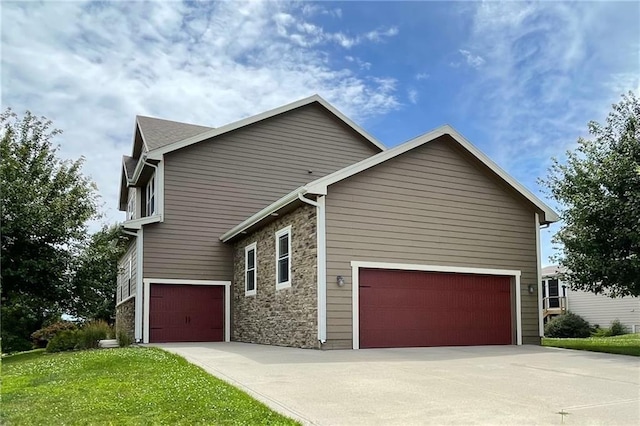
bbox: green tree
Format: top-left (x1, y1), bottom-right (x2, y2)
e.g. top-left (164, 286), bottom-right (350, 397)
top-left (1, 109), bottom-right (99, 351)
top-left (543, 91), bottom-right (640, 297)
top-left (70, 225), bottom-right (128, 323)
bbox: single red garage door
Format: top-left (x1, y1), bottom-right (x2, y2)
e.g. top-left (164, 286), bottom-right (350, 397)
top-left (149, 284), bottom-right (224, 343)
top-left (359, 269), bottom-right (512, 348)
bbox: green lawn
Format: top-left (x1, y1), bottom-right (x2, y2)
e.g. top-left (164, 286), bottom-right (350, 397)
top-left (543, 333), bottom-right (640, 356)
top-left (1, 347), bottom-right (299, 425)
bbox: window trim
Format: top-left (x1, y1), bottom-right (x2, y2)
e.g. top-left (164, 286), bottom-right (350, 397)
top-left (245, 242), bottom-right (257, 296)
top-left (275, 226), bottom-right (292, 290)
top-left (145, 173), bottom-right (156, 216)
top-left (127, 195), bottom-right (135, 220)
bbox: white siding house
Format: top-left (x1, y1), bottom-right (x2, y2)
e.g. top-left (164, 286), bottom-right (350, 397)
top-left (542, 266), bottom-right (640, 333)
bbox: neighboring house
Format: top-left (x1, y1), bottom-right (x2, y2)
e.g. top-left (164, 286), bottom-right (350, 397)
top-left (115, 95), bottom-right (559, 350)
top-left (541, 266), bottom-right (640, 333)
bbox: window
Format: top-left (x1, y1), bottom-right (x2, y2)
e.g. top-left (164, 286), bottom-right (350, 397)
top-left (127, 196), bottom-right (135, 220)
top-left (275, 226), bottom-right (291, 290)
top-left (128, 255), bottom-right (133, 298)
top-left (145, 174), bottom-right (155, 216)
top-left (245, 243), bottom-right (257, 296)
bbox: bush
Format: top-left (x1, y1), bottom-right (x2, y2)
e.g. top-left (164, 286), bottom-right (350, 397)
top-left (609, 319), bottom-right (628, 336)
top-left (117, 330), bottom-right (133, 347)
top-left (46, 330), bottom-right (80, 352)
top-left (31, 321), bottom-right (78, 348)
top-left (77, 320), bottom-right (112, 349)
top-left (544, 312), bottom-right (591, 338)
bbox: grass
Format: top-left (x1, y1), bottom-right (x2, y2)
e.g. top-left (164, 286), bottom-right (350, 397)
top-left (543, 333), bottom-right (640, 356)
top-left (1, 347), bottom-right (299, 425)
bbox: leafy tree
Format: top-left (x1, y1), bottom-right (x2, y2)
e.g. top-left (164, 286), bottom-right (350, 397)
top-left (543, 91), bottom-right (639, 297)
top-left (69, 225), bottom-right (128, 323)
top-left (1, 108), bottom-right (99, 351)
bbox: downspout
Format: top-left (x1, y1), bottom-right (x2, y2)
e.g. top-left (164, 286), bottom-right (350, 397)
top-left (535, 213), bottom-right (544, 341)
top-left (298, 192), bottom-right (327, 345)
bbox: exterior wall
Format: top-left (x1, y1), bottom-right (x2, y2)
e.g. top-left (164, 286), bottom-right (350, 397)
top-left (324, 136), bottom-right (542, 349)
top-left (115, 297), bottom-right (135, 341)
top-left (143, 103), bottom-right (380, 281)
top-left (566, 287), bottom-right (640, 332)
top-left (127, 187), bottom-right (137, 220)
top-left (116, 241), bottom-right (137, 304)
top-left (231, 205), bottom-right (318, 348)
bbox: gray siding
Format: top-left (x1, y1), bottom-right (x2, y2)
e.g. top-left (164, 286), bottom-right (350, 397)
top-left (324, 136), bottom-right (541, 348)
top-left (144, 103), bottom-right (380, 280)
top-left (116, 241), bottom-right (137, 303)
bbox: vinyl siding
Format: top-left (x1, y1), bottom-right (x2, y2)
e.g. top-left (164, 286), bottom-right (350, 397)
top-left (566, 288), bottom-right (640, 332)
top-left (325, 135), bottom-right (541, 348)
top-left (143, 103), bottom-right (380, 280)
top-left (117, 241), bottom-right (137, 303)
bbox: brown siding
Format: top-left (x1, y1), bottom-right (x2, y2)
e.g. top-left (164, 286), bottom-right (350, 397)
top-left (143, 103), bottom-right (380, 280)
top-left (324, 136), bottom-right (540, 348)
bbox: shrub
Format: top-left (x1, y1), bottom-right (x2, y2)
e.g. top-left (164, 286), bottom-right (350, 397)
top-left (46, 330), bottom-right (80, 353)
top-left (77, 320), bottom-right (112, 349)
top-left (544, 312), bottom-right (591, 338)
top-left (609, 319), bottom-right (628, 336)
top-left (117, 330), bottom-right (133, 347)
top-left (31, 321), bottom-right (78, 348)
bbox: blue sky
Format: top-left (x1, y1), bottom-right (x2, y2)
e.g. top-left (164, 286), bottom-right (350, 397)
top-left (2, 1), bottom-right (639, 265)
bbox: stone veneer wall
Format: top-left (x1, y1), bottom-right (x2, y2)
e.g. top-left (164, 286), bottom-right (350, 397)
top-left (232, 204), bottom-right (318, 348)
top-left (115, 297), bottom-right (135, 341)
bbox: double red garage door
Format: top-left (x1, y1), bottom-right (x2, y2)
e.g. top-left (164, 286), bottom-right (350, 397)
top-left (359, 269), bottom-right (513, 348)
top-left (149, 284), bottom-right (224, 343)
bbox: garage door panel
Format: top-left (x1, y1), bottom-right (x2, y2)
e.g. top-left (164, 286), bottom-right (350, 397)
top-left (149, 284), bottom-right (224, 343)
top-left (359, 269), bottom-right (512, 348)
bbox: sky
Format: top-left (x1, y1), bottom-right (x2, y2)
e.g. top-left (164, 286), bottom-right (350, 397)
top-left (2, 0), bottom-right (639, 266)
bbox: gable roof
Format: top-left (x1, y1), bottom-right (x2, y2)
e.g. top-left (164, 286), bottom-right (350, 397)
top-left (220, 125), bottom-right (559, 242)
top-left (122, 155), bottom-right (137, 180)
top-left (136, 116), bottom-right (213, 151)
top-left (145, 94), bottom-right (385, 160)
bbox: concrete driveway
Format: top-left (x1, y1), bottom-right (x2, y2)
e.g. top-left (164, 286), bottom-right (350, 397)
top-left (155, 343), bottom-right (639, 425)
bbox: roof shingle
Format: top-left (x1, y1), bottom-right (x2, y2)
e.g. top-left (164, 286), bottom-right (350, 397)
top-left (136, 116), bottom-right (213, 151)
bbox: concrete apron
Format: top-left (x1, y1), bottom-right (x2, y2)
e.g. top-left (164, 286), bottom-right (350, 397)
top-left (152, 342), bottom-right (640, 425)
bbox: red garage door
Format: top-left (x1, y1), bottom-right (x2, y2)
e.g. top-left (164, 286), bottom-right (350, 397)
top-left (149, 284), bottom-right (224, 343)
top-left (359, 269), bottom-right (512, 348)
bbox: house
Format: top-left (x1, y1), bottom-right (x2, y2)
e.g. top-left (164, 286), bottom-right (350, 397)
top-left (115, 95), bottom-right (559, 349)
top-left (541, 266), bottom-right (640, 333)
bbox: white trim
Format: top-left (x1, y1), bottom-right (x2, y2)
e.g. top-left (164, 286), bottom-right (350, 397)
top-left (146, 95), bottom-right (385, 160)
top-left (122, 214), bottom-right (161, 230)
top-left (275, 226), bottom-right (292, 290)
top-left (145, 172), bottom-right (156, 216)
top-left (142, 279), bottom-right (231, 344)
top-left (350, 261), bottom-right (523, 349)
top-left (317, 196), bottom-right (327, 343)
top-left (220, 188), bottom-right (304, 242)
top-left (305, 125), bottom-right (558, 223)
top-left (535, 212), bottom-right (544, 338)
top-left (295, 193), bottom-right (327, 343)
top-left (245, 242), bottom-right (257, 296)
top-left (116, 294), bottom-right (135, 308)
top-left (134, 228), bottom-right (143, 341)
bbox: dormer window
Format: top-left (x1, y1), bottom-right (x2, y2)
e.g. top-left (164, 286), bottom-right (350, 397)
top-left (146, 174), bottom-right (156, 216)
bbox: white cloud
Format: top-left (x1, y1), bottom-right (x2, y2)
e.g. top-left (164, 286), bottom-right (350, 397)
top-left (408, 89), bottom-right (419, 104)
top-left (415, 72), bottom-right (430, 81)
top-left (1, 1), bottom-right (400, 229)
top-left (458, 49), bottom-right (485, 69)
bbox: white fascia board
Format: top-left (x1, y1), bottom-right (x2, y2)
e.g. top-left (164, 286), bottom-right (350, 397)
top-left (122, 214), bottom-right (161, 230)
top-left (145, 94), bottom-right (386, 160)
top-left (128, 153), bottom-right (148, 185)
top-left (305, 124), bottom-right (559, 224)
top-left (219, 187), bottom-right (306, 242)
